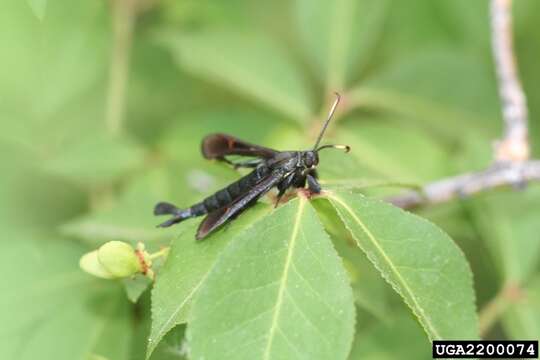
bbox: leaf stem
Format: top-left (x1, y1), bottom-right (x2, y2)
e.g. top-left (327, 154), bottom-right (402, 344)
top-left (478, 282), bottom-right (524, 337)
top-left (478, 290), bottom-right (508, 337)
top-left (149, 247), bottom-right (170, 261)
top-left (106, 0), bottom-right (137, 137)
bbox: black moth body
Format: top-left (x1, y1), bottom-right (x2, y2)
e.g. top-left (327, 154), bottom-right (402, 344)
top-left (154, 94), bottom-right (349, 240)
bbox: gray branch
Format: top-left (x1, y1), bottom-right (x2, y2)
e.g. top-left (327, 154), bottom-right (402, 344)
top-left (388, 0), bottom-right (536, 209)
top-left (389, 161), bottom-right (540, 209)
top-left (491, 0), bottom-right (530, 163)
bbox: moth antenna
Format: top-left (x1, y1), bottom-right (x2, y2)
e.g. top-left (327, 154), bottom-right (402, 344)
top-left (313, 92), bottom-right (341, 150)
top-left (316, 144), bottom-right (350, 153)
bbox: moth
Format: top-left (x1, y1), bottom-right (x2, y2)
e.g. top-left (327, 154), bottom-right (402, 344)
top-left (154, 93), bottom-right (349, 240)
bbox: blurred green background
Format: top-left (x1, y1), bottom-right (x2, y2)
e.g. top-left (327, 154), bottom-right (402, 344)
top-left (1, 0), bottom-right (539, 359)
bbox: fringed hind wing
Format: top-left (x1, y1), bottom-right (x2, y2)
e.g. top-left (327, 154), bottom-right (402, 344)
top-left (201, 133), bottom-right (277, 162)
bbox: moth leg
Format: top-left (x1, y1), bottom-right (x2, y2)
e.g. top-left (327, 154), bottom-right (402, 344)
top-left (231, 158), bottom-right (263, 169)
top-left (215, 156), bottom-right (261, 169)
top-left (306, 173), bottom-right (321, 194)
top-left (275, 173), bottom-right (296, 207)
top-left (217, 156), bottom-right (236, 166)
top-left (293, 175), bottom-right (306, 188)
top-left (274, 189), bottom-right (287, 208)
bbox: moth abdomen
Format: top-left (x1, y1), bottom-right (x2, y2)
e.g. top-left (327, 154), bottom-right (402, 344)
top-left (203, 195), bottom-right (220, 210)
top-left (190, 203), bottom-right (207, 216)
top-left (226, 181), bottom-right (241, 198)
top-left (215, 189), bottom-right (232, 206)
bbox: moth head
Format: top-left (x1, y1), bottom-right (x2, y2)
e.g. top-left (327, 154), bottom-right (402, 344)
top-left (302, 151), bottom-right (319, 169)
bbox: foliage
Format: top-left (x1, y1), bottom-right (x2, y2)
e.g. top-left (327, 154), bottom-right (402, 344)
top-left (1, 0), bottom-right (539, 359)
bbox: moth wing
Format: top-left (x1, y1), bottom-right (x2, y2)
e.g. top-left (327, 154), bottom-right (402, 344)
top-left (201, 133), bottom-right (277, 161)
top-left (196, 170), bottom-right (285, 240)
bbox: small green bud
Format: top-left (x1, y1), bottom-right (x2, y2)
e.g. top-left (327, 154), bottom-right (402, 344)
top-left (79, 241), bottom-right (162, 280)
top-left (79, 250), bottom-right (115, 279)
top-left (97, 241), bottom-right (141, 278)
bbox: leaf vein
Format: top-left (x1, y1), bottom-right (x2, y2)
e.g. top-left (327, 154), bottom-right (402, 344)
top-left (262, 198), bottom-right (306, 360)
top-left (329, 193), bottom-right (442, 340)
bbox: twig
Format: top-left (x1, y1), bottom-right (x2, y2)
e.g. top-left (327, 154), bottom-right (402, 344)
top-left (478, 288), bottom-right (508, 338)
top-left (388, 161), bottom-right (540, 209)
top-left (92, 0), bottom-right (138, 210)
top-left (387, 0), bottom-right (535, 210)
top-left (491, 0), bottom-right (530, 163)
top-left (478, 282), bottom-right (524, 337)
top-left (385, 0), bottom-right (534, 338)
top-left (106, 0), bottom-right (137, 136)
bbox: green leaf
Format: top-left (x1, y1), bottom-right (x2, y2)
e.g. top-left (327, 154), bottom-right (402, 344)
top-left (123, 275), bottom-right (152, 303)
top-left (365, 50), bottom-right (498, 116)
top-left (150, 326), bottom-right (188, 360)
top-left (349, 314), bottom-right (431, 360)
top-left (61, 169), bottom-right (175, 246)
top-left (27, 0), bottom-right (46, 20)
top-left (435, 0), bottom-right (490, 49)
top-left (0, 0), bottom-right (108, 121)
top-left (468, 186), bottom-right (540, 284)
top-left (0, 145), bottom-right (133, 359)
top-left (127, 35), bottom-right (203, 144)
top-left (335, 121), bottom-right (450, 183)
top-left (159, 109), bottom-right (296, 164)
top-left (349, 50), bottom-right (499, 140)
top-left (514, 1), bottom-right (540, 157)
top-left (502, 276), bottom-right (540, 340)
top-left (42, 133), bottom-right (146, 187)
top-left (377, 0), bottom-right (492, 59)
top-left (90, 291), bottom-right (133, 360)
top-left (147, 203), bottom-right (273, 359)
top-left (312, 198), bottom-right (390, 320)
top-left (158, 30), bottom-right (313, 122)
top-left (0, 231), bottom-right (132, 360)
top-left (460, 138), bottom-right (540, 283)
top-left (316, 141), bottom-right (383, 185)
top-left (377, 1), bottom-right (468, 57)
top-left (294, 0), bottom-right (389, 89)
top-left (326, 190), bottom-right (478, 340)
top-left (188, 198), bottom-right (355, 360)
top-left (131, 299), bottom-right (188, 360)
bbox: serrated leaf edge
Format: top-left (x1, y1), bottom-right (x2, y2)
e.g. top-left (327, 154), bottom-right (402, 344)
top-left (327, 192), bottom-right (442, 340)
top-left (147, 205), bottom-right (274, 359)
top-left (326, 190), bottom-right (479, 340)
